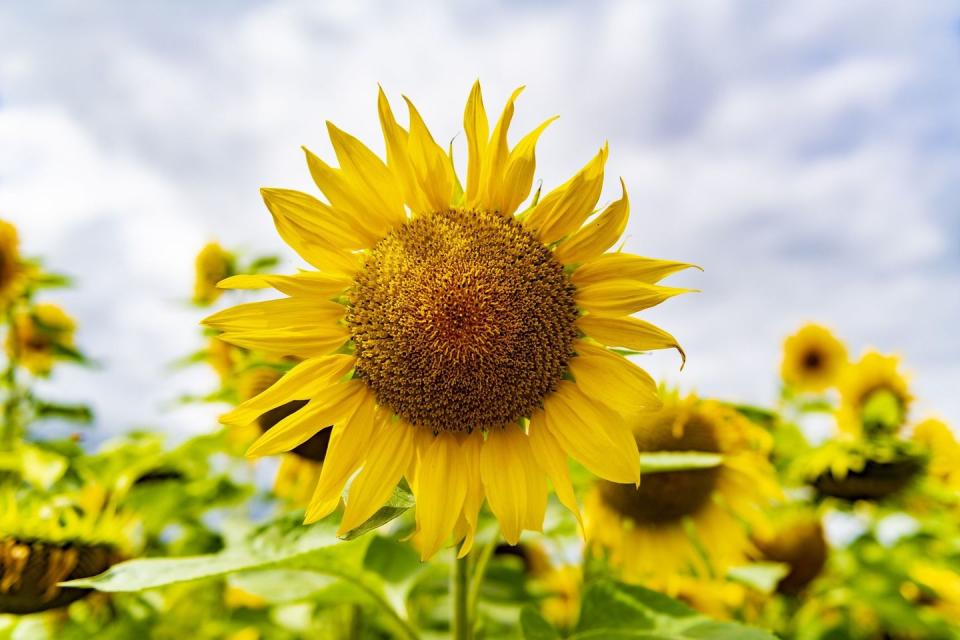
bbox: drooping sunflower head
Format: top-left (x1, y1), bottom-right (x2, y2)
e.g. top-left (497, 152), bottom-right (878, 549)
top-left (7, 303), bottom-right (77, 376)
top-left (193, 242), bottom-right (235, 306)
top-left (0, 220), bottom-right (28, 309)
top-left (753, 508), bottom-right (828, 595)
top-left (797, 438), bottom-right (926, 502)
top-left (780, 323), bottom-right (848, 393)
top-left (204, 82), bottom-right (695, 560)
top-left (838, 351), bottom-right (911, 437)
top-left (585, 396), bottom-right (780, 582)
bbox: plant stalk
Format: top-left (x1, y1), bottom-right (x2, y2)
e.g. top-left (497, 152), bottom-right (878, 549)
top-left (452, 550), bottom-right (471, 640)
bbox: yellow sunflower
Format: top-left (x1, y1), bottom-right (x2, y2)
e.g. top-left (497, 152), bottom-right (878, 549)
top-left (203, 82), bottom-right (694, 560)
top-left (6, 303), bottom-right (77, 376)
top-left (0, 220), bottom-right (28, 309)
top-left (780, 323), bottom-right (848, 393)
top-left (912, 418), bottom-right (960, 490)
top-left (584, 396), bottom-right (780, 582)
top-left (838, 351), bottom-right (911, 436)
top-left (193, 242), bottom-right (235, 306)
top-left (753, 509), bottom-right (827, 595)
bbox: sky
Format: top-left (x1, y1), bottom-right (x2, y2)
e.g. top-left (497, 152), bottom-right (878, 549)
top-left (0, 0), bottom-right (958, 445)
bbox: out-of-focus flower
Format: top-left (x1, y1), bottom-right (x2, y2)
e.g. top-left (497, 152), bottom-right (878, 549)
top-left (0, 220), bottom-right (29, 310)
top-left (838, 351), bottom-right (911, 437)
top-left (6, 303), bottom-right (77, 376)
top-left (193, 242), bottom-right (235, 306)
top-left (753, 510), bottom-right (828, 595)
top-left (912, 418), bottom-right (960, 490)
top-left (781, 323), bottom-right (848, 393)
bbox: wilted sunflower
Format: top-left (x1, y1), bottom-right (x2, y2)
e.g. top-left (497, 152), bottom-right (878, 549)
top-left (204, 83), bottom-right (694, 559)
top-left (780, 323), bottom-right (847, 393)
top-left (838, 351), bottom-right (911, 436)
top-left (6, 303), bottom-right (77, 376)
top-left (193, 242), bottom-right (235, 306)
top-left (0, 220), bottom-right (28, 309)
top-left (584, 396), bottom-right (780, 582)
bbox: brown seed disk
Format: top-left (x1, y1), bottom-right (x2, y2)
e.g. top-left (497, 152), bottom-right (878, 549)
top-left (599, 410), bottom-right (722, 524)
top-left (348, 209), bottom-right (578, 432)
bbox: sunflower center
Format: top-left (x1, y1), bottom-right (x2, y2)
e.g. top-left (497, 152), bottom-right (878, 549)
top-left (802, 349), bottom-right (824, 372)
top-left (348, 208), bottom-right (578, 432)
top-left (599, 411), bottom-right (721, 524)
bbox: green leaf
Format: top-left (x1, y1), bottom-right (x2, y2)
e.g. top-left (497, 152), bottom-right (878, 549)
top-left (246, 255), bottom-right (281, 273)
top-left (30, 272), bottom-right (73, 290)
top-left (639, 452), bottom-right (724, 474)
top-left (340, 482), bottom-right (415, 540)
top-left (19, 443), bottom-right (69, 489)
top-left (33, 400), bottom-right (94, 424)
top-left (727, 403), bottom-right (777, 426)
top-left (364, 536), bottom-right (421, 583)
top-left (727, 562), bottom-right (789, 594)
top-left (520, 606), bottom-right (562, 640)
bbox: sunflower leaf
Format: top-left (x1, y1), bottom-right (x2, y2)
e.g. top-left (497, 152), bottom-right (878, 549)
top-left (520, 605), bottom-right (562, 640)
top-left (339, 481), bottom-right (416, 541)
top-left (639, 452), bottom-right (724, 473)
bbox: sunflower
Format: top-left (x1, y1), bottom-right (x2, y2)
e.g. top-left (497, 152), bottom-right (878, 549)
top-left (912, 418), bottom-right (960, 490)
top-left (753, 509), bottom-right (827, 595)
top-left (193, 242), bottom-right (235, 306)
top-left (6, 303), bottom-right (77, 376)
top-left (203, 82), bottom-right (694, 560)
top-left (838, 351), bottom-right (911, 436)
top-left (584, 396), bottom-right (780, 582)
top-left (780, 323), bottom-right (847, 393)
top-left (0, 220), bottom-right (28, 309)
top-left (796, 438), bottom-right (925, 502)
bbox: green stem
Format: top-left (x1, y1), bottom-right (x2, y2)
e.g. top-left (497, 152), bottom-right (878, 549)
top-left (344, 576), bottom-right (419, 640)
top-left (1, 305), bottom-right (22, 450)
top-left (466, 530), bottom-right (498, 624)
top-left (452, 550), bottom-right (471, 640)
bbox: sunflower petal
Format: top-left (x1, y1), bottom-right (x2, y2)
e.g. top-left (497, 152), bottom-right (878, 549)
top-left (469, 87), bottom-right (524, 212)
top-left (463, 80), bottom-right (489, 202)
top-left (221, 355), bottom-right (355, 426)
top-left (217, 326), bottom-right (349, 358)
top-left (568, 341), bottom-right (660, 414)
top-left (377, 87), bottom-right (431, 215)
top-left (576, 280), bottom-right (694, 316)
top-left (577, 315), bottom-right (685, 367)
top-left (217, 272), bottom-right (353, 299)
top-left (456, 430), bottom-right (484, 558)
top-left (572, 253), bottom-right (701, 288)
top-left (337, 419), bottom-right (417, 535)
top-left (412, 433), bottom-right (468, 560)
top-left (202, 297), bottom-right (344, 332)
top-left (403, 97), bottom-right (456, 212)
top-left (528, 409), bottom-right (582, 530)
top-left (261, 187), bottom-right (369, 250)
top-left (246, 379), bottom-right (367, 457)
top-left (554, 178), bottom-right (628, 265)
top-left (271, 213), bottom-right (364, 277)
top-left (480, 425), bottom-right (546, 545)
top-left (524, 144), bottom-right (608, 244)
top-left (494, 116), bottom-right (558, 216)
top-left (303, 147), bottom-right (393, 241)
top-left (326, 121), bottom-right (406, 226)
top-left (542, 381), bottom-right (641, 484)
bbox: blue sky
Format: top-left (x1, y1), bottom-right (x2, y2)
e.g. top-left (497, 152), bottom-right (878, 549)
top-left (1, 0), bottom-right (958, 442)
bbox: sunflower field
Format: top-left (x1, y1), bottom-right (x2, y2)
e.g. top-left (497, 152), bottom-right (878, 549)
top-left (2, 5), bottom-right (959, 638)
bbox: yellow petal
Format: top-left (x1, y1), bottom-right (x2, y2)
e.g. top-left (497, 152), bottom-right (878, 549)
top-left (528, 409), bottom-right (582, 530)
top-left (304, 392), bottom-right (381, 523)
top-left (470, 86), bottom-right (523, 212)
top-left (220, 355), bottom-right (355, 426)
top-left (260, 187), bottom-right (370, 250)
top-left (412, 433), bottom-right (468, 560)
top-left (303, 147), bottom-right (393, 241)
top-left (270, 212), bottom-right (364, 277)
top-left (337, 419), bottom-right (417, 535)
top-left (377, 87), bottom-right (431, 215)
top-left (493, 116), bottom-right (558, 216)
top-left (568, 341), bottom-right (661, 414)
top-left (463, 80), bottom-right (489, 202)
top-left (217, 325), bottom-right (349, 358)
top-left (576, 280), bottom-right (694, 316)
top-left (553, 178), bottom-right (628, 265)
top-left (542, 381), bottom-right (640, 484)
top-left (480, 425), bottom-right (546, 545)
top-left (326, 121), bottom-right (406, 227)
top-left (246, 379), bottom-right (367, 457)
top-left (217, 272), bottom-right (352, 299)
top-left (572, 253), bottom-right (700, 288)
top-left (524, 144), bottom-right (607, 244)
top-left (403, 96), bottom-right (456, 212)
top-left (202, 297), bottom-right (344, 332)
top-left (456, 430), bottom-right (484, 558)
top-left (577, 315), bottom-right (685, 367)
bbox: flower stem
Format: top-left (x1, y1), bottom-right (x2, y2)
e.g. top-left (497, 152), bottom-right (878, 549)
top-left (452, 550), bottom-right (471, 640)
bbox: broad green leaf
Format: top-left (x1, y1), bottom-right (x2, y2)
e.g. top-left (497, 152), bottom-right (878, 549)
top-left (20, 443), bottom-right (69, 489)
top-left (520, 606), bottom-right (562, 640)
top-left (727, 562), bottom-right (790, 594)
top-left (364, 536), bottom-right (421, 583)
top-left (340, 482), bottom-right (416, 540)
top-left (33, 400), bottom-right (94, 425)
top-left (639, 452), bottom-right (724, 474)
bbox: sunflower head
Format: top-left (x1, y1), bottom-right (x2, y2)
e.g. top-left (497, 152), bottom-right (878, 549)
top-left (799, 438), bottom-right (925, 502)
top-left (7, 303), bottom-right (77, 376)
top-left (0, 220), bottom-right (28, 309)
top-left (753, 510), bottom-right (828, 595)
top-left (912, 418), bottom-right (960, 489)
top-left (780, 323), bottom-right (848, 393)
top-left (586, 396), bottom-right (780, 581)
top-left (838, 351), bottom-right (911, 437)
top-left (205, 82), bottom-right (694, 560)
top-left (193, 242), bottom-right (235, 306)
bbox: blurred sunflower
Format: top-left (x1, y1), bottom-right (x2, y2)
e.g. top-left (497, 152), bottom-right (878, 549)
top-left (780, 323), bottom-right (847, 393)
top-left (912, 418), bottom-right (960, 490)
top-left (584, 396), bottom-right (780, 582)
top-left (797, 438), bottom-right (925, 502)
top-left (204, 82), bottom-right (695, 559)
top-left (838, 351), bottom-right (911, 436)
top-left (668, 575), bottom-right (761, 621)
top-left (6, 303), bottom-right (77, 376)
top-left (0, 220), bottom-right (28, 309)
top-left (0, 486), bottom-right (133, 614)
top-left (753, 509), bottom-right (828, 595)
top-left (193, 242), bottom-right (235, 306)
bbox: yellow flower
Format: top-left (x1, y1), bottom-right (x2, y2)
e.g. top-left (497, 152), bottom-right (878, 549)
top-left (0, 220), bottom-right (28, 309)
top-left (838, 351), bottom-right (911, 436)
top-left (539, 565), bottom-right (581, 631)
top-left (6, 303), bottom-right (77, 376)
top-left (780, 323), bottom-right (847, 392)
top-left (666, 575), bottom-right (759, 621)
top-left (753, 510), bottom-right (827, 595)
top-left (193, 242), bottom-right (234, 305)
top-left (913, 418), bottom-right (960, 490)
top-left (585, 397), bottom-right (780, 582)
top-left (910, 563), bottom-right (960, 623)
top-left (203, 82), bottom-right (694, 560)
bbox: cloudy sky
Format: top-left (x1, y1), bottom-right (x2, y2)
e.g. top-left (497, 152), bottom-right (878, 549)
top-left (1, 0), bottom-right (958, 444)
